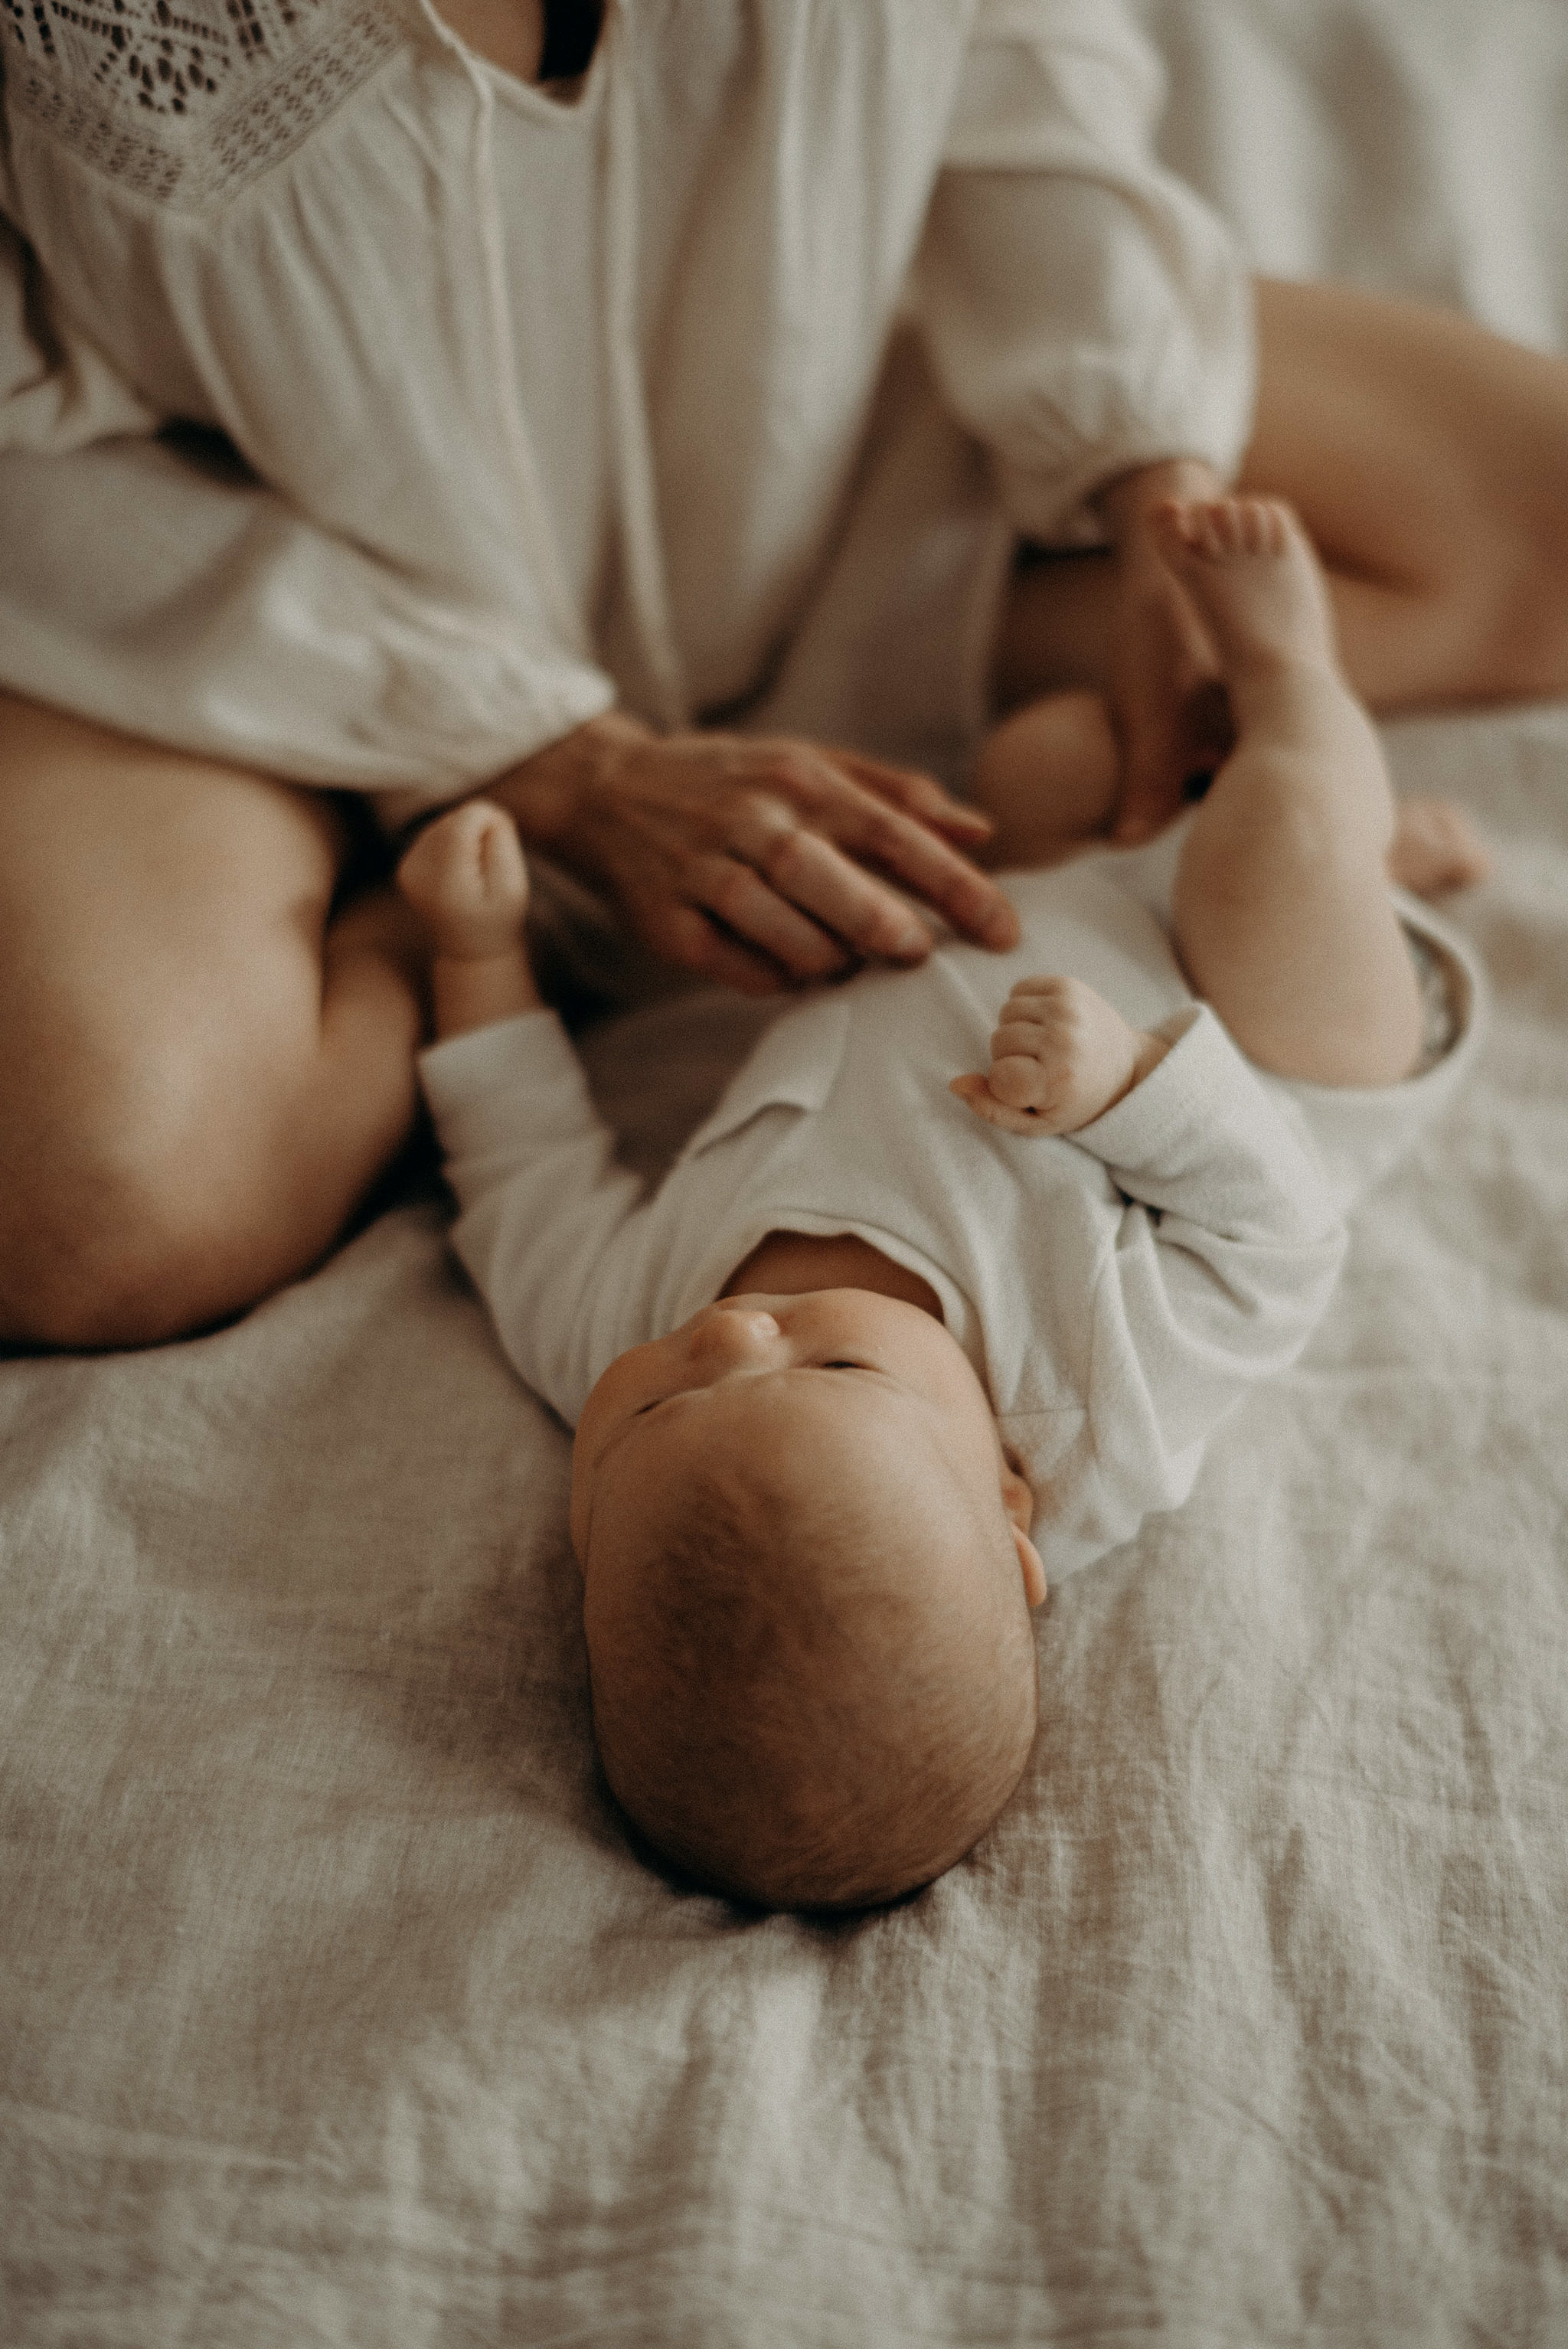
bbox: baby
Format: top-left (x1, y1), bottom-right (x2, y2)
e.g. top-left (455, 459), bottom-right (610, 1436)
top-left (400, 498), bottom-right (1483, 1915)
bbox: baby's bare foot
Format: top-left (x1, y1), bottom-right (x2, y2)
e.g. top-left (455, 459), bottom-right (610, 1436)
top-left (1387, 796), bottom-right (1491, 896)
top-left (397, 800), bottom-right (530, 960)
top-left (1153, 495), bottom-right (1339, 678)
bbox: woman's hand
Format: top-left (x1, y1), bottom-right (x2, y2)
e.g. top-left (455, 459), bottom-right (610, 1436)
top-left (492, 711), bottom-right (1020, 995)
top-left (1096, 459), bottom-right (1236, 845)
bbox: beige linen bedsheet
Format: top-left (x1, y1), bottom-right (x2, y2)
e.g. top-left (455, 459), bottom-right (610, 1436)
top-left (5, 3), bottom-right (1568, 2341)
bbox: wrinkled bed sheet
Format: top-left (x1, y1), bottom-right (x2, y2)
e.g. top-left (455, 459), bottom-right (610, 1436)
top-left (4, 3), bottom-right (1567, 2341)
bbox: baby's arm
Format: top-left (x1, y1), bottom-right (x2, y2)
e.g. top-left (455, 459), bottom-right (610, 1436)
top-left (400, 801), bottom-right (660, 1422)
top-left (982, 1001), bottom-right (1349, 1576)
top-left (397, 801), bottom-right (541, 1037)
top-left (951, 975), bottom-right (1171, 1137)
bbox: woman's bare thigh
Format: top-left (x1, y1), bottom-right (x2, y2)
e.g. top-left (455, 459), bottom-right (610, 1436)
top-left (0, 692), bottom-right (420, 1349)
top-left (1244, 276), bottom-right (1568, 706)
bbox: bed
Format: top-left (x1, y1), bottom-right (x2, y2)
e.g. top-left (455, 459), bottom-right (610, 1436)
top-left (5, 2), bottom-right (1567, 2339)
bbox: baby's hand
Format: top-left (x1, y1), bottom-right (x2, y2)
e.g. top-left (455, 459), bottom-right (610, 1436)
top-left (951, 975), bottom-right (1159, 1136)
top-left (398, 800), bottom-right (530, 961)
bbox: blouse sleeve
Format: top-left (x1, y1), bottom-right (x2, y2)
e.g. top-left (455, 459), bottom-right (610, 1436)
top-left (911, 0), bottom-right (1256, 545)
top-left (0, 206), bottom-right (158, 452)
top-left (0, 427), bottom-right (617, 823)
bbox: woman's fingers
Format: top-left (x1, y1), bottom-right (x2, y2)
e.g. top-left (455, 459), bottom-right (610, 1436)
top-left (641, 900), bottom-right (799, 997)
top-left (833, 750), bottom-right (997, 841)
top-left (687, 852), bottom-right (855, 980)
top-left (735, 743), bottom-right (1019, 951)
top-left (832, 795), bottom-right (1018, 949)
top-left (515, 715), bottom-right (1018, 984)
top-left (724, 796), bottom-right (933, 965)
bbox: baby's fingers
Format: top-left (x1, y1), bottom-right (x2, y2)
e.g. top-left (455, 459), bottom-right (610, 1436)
top-left (1001, 974), bottom-right (1072, 1006)
top-left (990, 1015), bottom-right (1063, 1064)
top-left (398, 799), bottom-right (531, 957)
top-left (949, 1073), bottom-right (1049, 1137)
top-left (988, 1052), bottom-right (1055, 1111)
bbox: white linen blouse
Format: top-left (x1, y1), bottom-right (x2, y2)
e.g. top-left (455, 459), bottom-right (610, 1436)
top-left (0, 0), bottom-right (1255, 812)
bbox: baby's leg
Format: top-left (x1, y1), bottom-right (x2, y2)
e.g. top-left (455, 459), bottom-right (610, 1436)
top-left (1159, 499), bottom-right (1425, 1087)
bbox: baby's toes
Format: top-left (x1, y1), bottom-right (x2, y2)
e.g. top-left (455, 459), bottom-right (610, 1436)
top-left (1193, 503), bottom-right (1231, 560)
top-left (1194, 501), bottom-right (1231, 557)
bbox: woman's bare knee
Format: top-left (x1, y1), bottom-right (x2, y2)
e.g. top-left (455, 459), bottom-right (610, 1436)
top-left (0, 697), bottom-right (422, 1351)
top-left (971, 690), bottom-right (1121, 867)
top-left (0, 1032), bottom-right (419, 1352)
top-left (1, 1152), bottom-right (245, 1351)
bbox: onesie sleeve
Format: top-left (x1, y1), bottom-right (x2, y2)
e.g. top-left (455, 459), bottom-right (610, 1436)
top-left (912, 0), bottom-right (1255, 544)
top-left (1024, 1005), bottom-right (1346, 1573)
top-left (419, 1013), bottom-right (667, 1426)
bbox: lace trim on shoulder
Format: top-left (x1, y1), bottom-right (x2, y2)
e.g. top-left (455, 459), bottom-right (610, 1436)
top-left (2, 0), bottom-right (401, 207)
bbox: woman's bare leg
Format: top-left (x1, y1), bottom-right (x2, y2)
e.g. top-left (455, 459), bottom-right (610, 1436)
top-left (0, 692), bottom-right (425, 1350)
top-left (995, 276), bottom-right (1568, 718)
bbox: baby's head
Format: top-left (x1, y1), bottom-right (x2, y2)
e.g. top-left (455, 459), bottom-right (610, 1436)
top-left (570, 1289), bottom-right (1047, 1912)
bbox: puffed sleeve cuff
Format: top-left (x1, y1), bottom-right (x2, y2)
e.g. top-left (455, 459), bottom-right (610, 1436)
top-left (0, 434), bottom-right (618, 815)
top-left (918, 2), bottom-right (1257, 543)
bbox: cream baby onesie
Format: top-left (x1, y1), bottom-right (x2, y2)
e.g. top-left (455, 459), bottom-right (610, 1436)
top-left (419, 848), bottom-right (1484, 1579)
